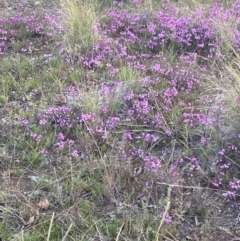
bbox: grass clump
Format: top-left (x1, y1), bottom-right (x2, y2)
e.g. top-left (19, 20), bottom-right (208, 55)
top-left (59, 0), bottom-right (101, 55)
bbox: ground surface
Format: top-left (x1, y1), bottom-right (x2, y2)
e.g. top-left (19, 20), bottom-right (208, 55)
top-left (1, 0), bottom-right (240, 240)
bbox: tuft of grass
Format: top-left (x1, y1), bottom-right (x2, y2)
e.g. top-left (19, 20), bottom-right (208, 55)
top-left (59, 0), bottom-right (101, 54)
top-left (201, 50), bottom-right (240, 143)
top-left (80, 91), bottom-right (101, 114)
top-left (116, 66), bottom-right (142, 84)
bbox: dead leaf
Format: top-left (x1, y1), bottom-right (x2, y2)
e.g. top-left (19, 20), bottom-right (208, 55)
top-left (37, 198), bottom-right (50, 209)
top-left (19, 216), bottom-right (35, 226)
top-left (26, 216), bottom-right (35, 225)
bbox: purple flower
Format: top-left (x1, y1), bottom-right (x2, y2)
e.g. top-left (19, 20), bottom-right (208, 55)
top-left (39, 119), bottom-right (47, 125)
top-left (57, 141), bottom-right (65, 150)
top-left (71, 150), bottom-right (79, 158)
top-left (21, 118), bottom-right (29, 126)
top-left (58, 133), bottom-right (65, 140)
top-left (218, 149), bottom-right (225, 156)
top-left (124, 132), bottom-right (133, 141)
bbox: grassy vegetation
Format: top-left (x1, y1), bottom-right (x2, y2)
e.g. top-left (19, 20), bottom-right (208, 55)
top-left (1, 0), bottom-right (240, 240)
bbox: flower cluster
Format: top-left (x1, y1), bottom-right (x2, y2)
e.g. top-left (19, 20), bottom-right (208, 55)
top-left (0, 2), bottom-right (62, 55)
